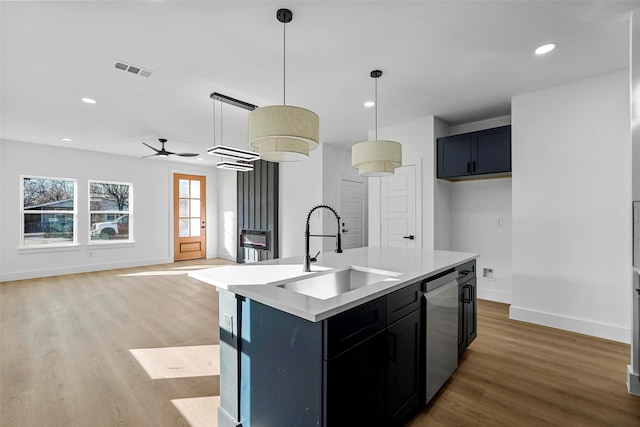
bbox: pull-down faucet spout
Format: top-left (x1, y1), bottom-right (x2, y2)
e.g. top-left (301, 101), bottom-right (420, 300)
top-left (304, 204), bottom-right (342, 272)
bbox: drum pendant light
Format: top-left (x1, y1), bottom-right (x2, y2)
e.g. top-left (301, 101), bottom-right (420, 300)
top-left (351, 70), bottom-right (402, 176)
top-left (248, 8), bottom-right (319, 162)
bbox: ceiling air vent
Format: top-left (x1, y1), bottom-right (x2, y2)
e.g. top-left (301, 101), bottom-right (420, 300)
top-left (113, 60), bottom-right (153, 78)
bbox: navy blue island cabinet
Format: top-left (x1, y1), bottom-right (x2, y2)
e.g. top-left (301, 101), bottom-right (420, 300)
top-left (219, 280), bottom-right (423, 427)
top-left (437, 125), bottom-right (511, 181)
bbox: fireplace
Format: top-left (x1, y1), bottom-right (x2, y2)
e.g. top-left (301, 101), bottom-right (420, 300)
top-left (236, 159), bottom-right (279, 263)
top-left (240, 229), bottom-right (271, 251)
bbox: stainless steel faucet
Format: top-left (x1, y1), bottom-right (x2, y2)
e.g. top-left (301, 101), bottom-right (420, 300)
top-left (304, 204), bottom-right (343, 272)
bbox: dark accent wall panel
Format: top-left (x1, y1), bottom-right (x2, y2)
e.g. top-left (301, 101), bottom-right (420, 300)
top-left (237, 160), bottom-right (279, 263)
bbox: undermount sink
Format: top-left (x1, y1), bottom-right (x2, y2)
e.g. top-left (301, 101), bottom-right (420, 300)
top-left (278, 266), bottom-right (401, 300)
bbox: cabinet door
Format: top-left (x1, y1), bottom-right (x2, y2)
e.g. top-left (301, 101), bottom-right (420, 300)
top-left (472, 125), bottom-right (511, 175)
top-left (387, 281), bottom-right (421, 325)
top-left (437, 133), bottom-right (472, 178)
top-left (324, 297), bottom-right (386, 360)
top-left (386, 309), bottom-right (422, 426)
top-left (325, 331), bottom-right (386, 427)
top-left (464, 278), bottom-right (477, 346)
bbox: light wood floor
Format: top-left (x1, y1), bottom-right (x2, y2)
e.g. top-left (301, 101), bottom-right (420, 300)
top-left (1, 259), bottom-right (232, 427)
top-left (410, 300), bottom-right (640, 427)
top-left (2, 261), bottom-right (640, 426)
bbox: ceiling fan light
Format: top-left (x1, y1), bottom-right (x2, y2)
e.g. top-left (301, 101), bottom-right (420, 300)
top-left (248, 105), bottom-right (319, 162)
top-left (351, 140), bottom-right (402, 177)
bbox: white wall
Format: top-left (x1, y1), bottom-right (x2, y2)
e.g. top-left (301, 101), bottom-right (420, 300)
top-left (279, 144), bottom-right (324, 258)
top-left (0, 140), bottom-right (219, 281)
top-left (450, 179), bottom-right (513, 303)
top-left (433, 117), bottom-right (452, 251)
top-left (368, 116), bottom-right (434, 249)
top-left (511, 70), bottom-right (631, 343)
top-left (217, 168), bottom-right (237, 262)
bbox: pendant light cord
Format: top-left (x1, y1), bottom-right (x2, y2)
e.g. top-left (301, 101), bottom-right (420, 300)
top-left (283, 19), bottom-right (287, 106)
top-left (212, 98), bottom-right (216, 145)
top-left (375, 76), bottom-right (378, 140)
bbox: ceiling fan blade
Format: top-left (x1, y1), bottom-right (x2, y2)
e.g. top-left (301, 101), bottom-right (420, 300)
top-left (142, 142), bottom-right (160, 152)
top-left (175, 153), bottom-right (200, 157)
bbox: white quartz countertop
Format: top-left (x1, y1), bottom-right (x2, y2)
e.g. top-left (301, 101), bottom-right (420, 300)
top-left (188, 246), bottom-right (477, 322)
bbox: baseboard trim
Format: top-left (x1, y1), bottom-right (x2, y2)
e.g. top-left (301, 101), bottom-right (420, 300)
top-left (509, 305), bottom-right (630, 344)
top-left (0, 257), bottom-right (172, 282)
top-left (627, 365), bottom-right (640, 396)
top-left (477, 288), bottom-right (512, 304)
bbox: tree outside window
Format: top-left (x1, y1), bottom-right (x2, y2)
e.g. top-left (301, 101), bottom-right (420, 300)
top-left (89, 181), bottom-right (133, 242)
top-left (22, 176), bottom-right (76, 247)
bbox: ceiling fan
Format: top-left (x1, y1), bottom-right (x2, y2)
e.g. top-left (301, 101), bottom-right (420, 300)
top-left (142, 138), bottom-right (199, 158)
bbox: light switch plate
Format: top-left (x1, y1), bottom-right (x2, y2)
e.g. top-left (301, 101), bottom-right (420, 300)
top-left (223, 313), bottom-right (233, 337)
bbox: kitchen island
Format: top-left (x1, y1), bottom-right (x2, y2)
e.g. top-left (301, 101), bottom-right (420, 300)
top-left (189, 246), bottom-right (477, 427)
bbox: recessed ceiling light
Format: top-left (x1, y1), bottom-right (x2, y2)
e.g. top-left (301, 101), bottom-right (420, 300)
top-left (60, 138), bottom-right (72, 142)
top-left (197, 157), bottom-right (203, 161)
top-left (81, 97), bottom-right (97, 104)
top-left (535, 43), bottom-right (556, 55)
top-left (364, 101), bottom-right (375, 108)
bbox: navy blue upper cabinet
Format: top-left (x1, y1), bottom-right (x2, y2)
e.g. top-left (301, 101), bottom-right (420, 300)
top-left (437, 125), bottom-right (511, 180)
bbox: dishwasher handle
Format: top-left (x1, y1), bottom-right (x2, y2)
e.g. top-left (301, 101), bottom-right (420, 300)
top-left (423, 269), bottom-right (458, 293)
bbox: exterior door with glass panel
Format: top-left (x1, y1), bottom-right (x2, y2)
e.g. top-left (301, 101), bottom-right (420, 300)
top-left (174, 174), bottom-right (206, 261)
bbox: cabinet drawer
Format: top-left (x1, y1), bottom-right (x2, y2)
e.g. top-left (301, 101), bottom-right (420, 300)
top-left (324, 296), bottom-right (386, 360)
top-left (386, 281), bottom-right (421, 325)
top-left (455, 260), bottom-right (476, 284)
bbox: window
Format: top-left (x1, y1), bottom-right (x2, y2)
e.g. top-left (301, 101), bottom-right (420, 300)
top-left (89, 181), bottom-right (133, 242)
top-left (22, 176), bottom-right (77, 247)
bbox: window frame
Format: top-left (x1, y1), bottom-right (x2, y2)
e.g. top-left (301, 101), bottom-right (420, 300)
top-left (88, 180), bottom-right (134, 244)
top-left (20, 175), bottom-right (78, 248)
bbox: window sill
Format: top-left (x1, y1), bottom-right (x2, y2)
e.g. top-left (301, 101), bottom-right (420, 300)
top-left (87, 241), bottom-right (136, 249)
top-left (18, 244), bottom-right (81, 254)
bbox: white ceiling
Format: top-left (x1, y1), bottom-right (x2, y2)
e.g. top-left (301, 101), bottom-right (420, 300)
top-left (2, 0), bottom-right (639, 166)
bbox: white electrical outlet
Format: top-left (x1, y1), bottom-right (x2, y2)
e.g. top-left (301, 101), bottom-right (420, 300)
top-left (483, 268), bottom-right (495, 281)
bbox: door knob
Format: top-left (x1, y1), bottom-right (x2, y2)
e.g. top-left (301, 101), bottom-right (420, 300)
top-left (403, 235), bottom-right (415, 240)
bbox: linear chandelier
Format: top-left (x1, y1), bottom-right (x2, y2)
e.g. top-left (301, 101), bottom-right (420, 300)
top-left (207, 92), bottom-right (260, 170)
top-left (216, 160), bottom-right (254, 172)
top-left (248, 8), bottom-right (319, 162)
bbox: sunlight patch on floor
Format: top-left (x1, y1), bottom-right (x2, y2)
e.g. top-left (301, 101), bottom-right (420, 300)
top-left (171, 396), bottom-right (220, 427)
top-left (170, 265), bottom-right (222, 271)
top-left (129, 345), bottom-right (220, 379)
top-left (118, 270), bottom-right (192, 277)
top-left (118, 263), bottom-right (228, 277)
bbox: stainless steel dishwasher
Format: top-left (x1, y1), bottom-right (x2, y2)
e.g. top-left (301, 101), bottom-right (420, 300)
top-left (424, 269), bottom-right (458, 404)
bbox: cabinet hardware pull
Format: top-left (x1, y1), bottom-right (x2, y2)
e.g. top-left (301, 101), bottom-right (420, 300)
top-left (467, 162), bottom-right (471, 173)
top-left (342, 229), bottom-right (348, 232)
top-left (463, 285), bottom-right (472, 303)
top-left (387, 332), bottom-right (397, 362)
top-left (472, 161), bottom-right (476, 173)
top-left (403, 235), bottom-right (415, 240)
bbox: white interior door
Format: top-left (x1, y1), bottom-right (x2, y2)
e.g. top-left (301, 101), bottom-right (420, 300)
top-left (381, 165), bottom-right (416, 248)
top-left (340, 179), bottom-right (364, 249)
